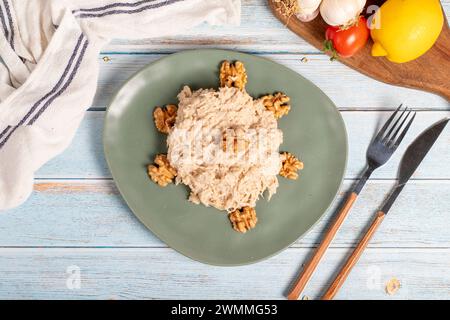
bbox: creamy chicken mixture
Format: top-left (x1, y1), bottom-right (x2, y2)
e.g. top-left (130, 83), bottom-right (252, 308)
top-left (167, 86), bottom-right (283, 211)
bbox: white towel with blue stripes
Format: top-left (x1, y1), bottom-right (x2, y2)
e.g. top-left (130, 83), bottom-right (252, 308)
top-left (0, 0), bottom-right (241, 210)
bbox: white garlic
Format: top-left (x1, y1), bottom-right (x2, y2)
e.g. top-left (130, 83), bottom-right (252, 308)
top-left (295, 0), bottom-right (322, 22)
top-left (320, 0), bottom-right (366, 26)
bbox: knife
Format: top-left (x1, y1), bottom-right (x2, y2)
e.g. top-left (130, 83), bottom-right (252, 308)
top-left (321, 118), bottom-right (449, 300)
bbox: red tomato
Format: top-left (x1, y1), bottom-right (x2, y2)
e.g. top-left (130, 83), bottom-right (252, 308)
top-left (325, 16), bottom-right (369, 59)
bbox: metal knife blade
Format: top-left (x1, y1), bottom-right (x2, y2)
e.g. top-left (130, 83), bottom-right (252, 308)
top-left (381, 118), bottom-right (449, 214)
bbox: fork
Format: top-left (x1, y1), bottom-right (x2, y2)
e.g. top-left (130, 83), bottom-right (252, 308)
top-left (287, 105), bottom-right (416, 300)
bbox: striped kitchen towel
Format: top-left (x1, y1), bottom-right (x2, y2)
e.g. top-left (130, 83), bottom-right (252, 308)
top-left (0, 0), bottom-right (241, 210)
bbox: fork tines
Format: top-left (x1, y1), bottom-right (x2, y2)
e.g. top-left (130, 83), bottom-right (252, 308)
top-left (376, 105), bottom-right (416, 149)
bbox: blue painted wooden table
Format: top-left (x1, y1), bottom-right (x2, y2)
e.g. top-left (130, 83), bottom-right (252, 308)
top-left (1, 1), bottom-right (449, 299)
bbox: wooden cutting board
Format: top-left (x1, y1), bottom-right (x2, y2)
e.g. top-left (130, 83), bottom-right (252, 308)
top-left (268, 0), bottom-right (450, 101)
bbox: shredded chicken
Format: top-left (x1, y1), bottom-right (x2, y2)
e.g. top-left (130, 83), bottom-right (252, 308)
top-left (167, 86), bottom-right (283, 211)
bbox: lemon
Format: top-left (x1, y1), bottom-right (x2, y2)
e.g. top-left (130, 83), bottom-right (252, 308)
top-left (370, 0), bottom-right (444, 63)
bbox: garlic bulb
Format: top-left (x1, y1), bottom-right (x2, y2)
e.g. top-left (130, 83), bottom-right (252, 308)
top-left (295, 0), bottom-right (322, 22)
top-left (320, 0), bottom-right (366, 26)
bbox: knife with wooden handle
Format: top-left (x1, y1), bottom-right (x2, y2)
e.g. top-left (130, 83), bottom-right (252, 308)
top-left (322, 118), bottom-right (449, 300)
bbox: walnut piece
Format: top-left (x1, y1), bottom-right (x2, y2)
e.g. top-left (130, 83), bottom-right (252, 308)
top-left (147, 154), bottom-right (177, 187)
top-left (385, 278), bottom-right (401, 295)
top-left (222, 130), bottom-right (249, 153)
top-left (222, 135), bottom-right (238, 153)
top-left (262, 92), bottom-right (291, 119)
top-left (280, 152), bottom-right (303, 180)
top-left (219, 60), bottom-right (248, 91)
top-left (273, 0), bottom-right (299, 20)
top-left (228, 207), bottom-right (258, 233)
top-left (153, 104), bottom-right (177, 134)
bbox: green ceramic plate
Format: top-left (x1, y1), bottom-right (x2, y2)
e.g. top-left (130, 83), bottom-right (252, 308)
top-left (104, 49), bottom-right (347, 266)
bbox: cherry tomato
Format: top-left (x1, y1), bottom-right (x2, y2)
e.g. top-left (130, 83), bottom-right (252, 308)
top-left (325, 16), bottom-right (369, 59)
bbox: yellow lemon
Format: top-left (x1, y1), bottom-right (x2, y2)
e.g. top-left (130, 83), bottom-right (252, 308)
top-left (370, 0), bottom-right (444, 63)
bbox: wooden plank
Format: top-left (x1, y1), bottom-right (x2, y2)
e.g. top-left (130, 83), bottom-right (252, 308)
top-left (1, 180), bottom-right (449, 248)
top-left (36, 111), bottom-right (450, 179)
top-left (93, 53), bottom-right (449, 109)
top-left (102, 0), bottom-right (450, 54)
top-left (0, 247), bottom-right (448, 299)
top-left (103, 0), bottom-right (318, 54)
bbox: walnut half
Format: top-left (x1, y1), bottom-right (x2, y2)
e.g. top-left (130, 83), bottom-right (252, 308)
top-left (228, 207), bottom-right (258, 233)
top-left (153, 104), bottom-right (177, 134)
top-left (280, 152), bottom-right (304, 180)
top-left (147, 154), bottom-right (177, 187)
top-left (220, 60), bottom-right (248, 91)
top-left (262, 92), bottom-right (291, 119)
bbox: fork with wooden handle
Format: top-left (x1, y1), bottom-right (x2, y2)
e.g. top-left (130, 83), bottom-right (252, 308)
top-left (287, 105), bottom-right (416, 300)
top-left (322, 118), bottom-right (449, 300)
